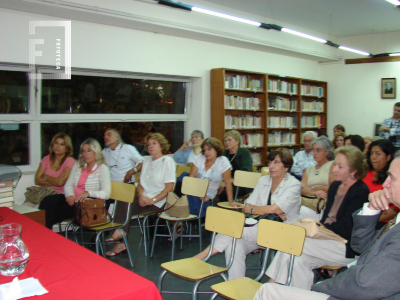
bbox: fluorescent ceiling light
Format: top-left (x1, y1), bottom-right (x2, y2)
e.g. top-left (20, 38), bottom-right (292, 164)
top-left (389, 52), bottom-right (400, 56)
top-left (281, 28), bottom-right (327, 43)
top-left (338, 46), bottom-right (370, 56)
top-left (192, 7), bottom-right (261, 26)
top-left (385, 0), bottom-right (400, 5)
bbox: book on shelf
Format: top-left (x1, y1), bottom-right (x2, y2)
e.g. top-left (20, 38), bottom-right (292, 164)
top-left (267, 116), bottom-right (297, 128)
top-left (268, 96), bottom-right (297, 111)
top-left (267, 79), bottom-right (297, 94)
top-left (224, 96), bottom-right (260, 110)
top-left (224, 75), bottom-right (263, 91)
top-left (240, 134), bottom-right (264, 148)
top-left (300, 85), bottom-right (324, 97)
top-left (225, 115), bottom-right (262, 129)
top-left (301, 101), bottom-right (324, 112)
top-left (267, 132), bottom-right (296, 146)
top-left (301, 115), bottom-right (324, 128)
top-left (250, 152), bottom-right (261, 166)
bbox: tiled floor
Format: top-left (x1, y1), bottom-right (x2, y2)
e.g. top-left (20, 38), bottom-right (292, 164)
top-left (68, 219), bottom-right (270, 300)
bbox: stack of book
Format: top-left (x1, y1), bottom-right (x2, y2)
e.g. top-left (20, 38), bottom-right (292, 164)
top-left (268, 80), bottom-right (297, 94)
top-left (0, 180), bottom-right (14, 208)
top-left (300, 85), bottom-right (324, 97)
top-left (224, 96), bottom-right (260, 110)
top-left (225, 115), bottom-right (262, 129)
top-left (301, 101), bottom-right (324, 112)
top-left (268, 97), bottom-right (297, 111)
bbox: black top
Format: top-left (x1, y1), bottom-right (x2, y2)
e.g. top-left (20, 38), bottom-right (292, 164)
top-left (321, 180), bottom-right (369, 258)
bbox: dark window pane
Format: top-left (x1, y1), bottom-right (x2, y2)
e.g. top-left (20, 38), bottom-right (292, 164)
top-left (0, 70), bottom-right (29, 114)
top-left (0, 124), bottom-right (29, 165)
top-left (41, 122), bottom-right (184, 158)
top-left (41, 74), bottom-right (186, 114)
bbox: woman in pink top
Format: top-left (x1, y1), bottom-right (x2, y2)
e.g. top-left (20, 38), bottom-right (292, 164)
top-left (34, 132), bottom-right (75, 193)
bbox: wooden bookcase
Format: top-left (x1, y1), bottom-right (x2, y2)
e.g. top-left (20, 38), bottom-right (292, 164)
top-left (211, 68), bottom-right (327, 167)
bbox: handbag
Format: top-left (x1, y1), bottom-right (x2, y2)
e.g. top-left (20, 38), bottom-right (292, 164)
top-left (24, 186), bottom-right (59, 204)
top-left (245, 213), bottom-right (283, 227)
top-left (292, 218), bottom-right (347, 243)
top-left (72, 198), bottom-right (109, 228)
top-left (301, 195), bottom-right (326, 214)
top-left (163, 192), bottom-right (190, 218)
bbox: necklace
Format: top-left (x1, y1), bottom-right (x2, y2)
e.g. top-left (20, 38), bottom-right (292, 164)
top-left (228, 150), bottom-right (238, 162)
top-left (107, 144), bottom-right (123, 169)
top-left (315, 164), bottom-right (322, 176)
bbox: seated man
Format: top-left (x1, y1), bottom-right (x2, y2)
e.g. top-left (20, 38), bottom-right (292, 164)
top-left (290, 131), bottom-right (317, 180)
top-left (254, 156), bottom-right (400, 300)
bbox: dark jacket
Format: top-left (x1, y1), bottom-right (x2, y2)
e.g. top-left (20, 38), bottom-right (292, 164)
top-left (320, 180), bottom-right (369, 258)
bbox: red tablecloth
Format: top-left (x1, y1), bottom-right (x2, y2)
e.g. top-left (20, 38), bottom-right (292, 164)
top-left (0, 208), bottom-right (162, 300)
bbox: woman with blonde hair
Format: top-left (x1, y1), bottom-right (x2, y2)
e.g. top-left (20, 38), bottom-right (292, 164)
top-left (106, 133), bottom-right (175, 256)
top-left (218, 130), bottom-right (253, 202)
top-left (40, 138), bottom-right (111, 229)
top-left (332, 132), bottom-right (347, 149)
top-left (266, 146), bottom-right (369, 290)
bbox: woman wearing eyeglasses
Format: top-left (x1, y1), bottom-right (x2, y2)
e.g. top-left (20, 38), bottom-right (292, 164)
top-left (188, 137), bottom-right (233, 217)
top-left (39, 138), bottom-right (111, 229)
top-left (218, 130), bottom-right (253, 203)
top-left (194, 148), bottom-right (301, 280)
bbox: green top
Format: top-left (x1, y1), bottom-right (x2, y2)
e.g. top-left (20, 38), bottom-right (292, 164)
top-left (223, 147), bottom-right (253, 178)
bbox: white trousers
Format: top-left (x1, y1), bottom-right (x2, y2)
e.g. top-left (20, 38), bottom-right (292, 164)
top-left (213, 224), bottom-right (259, 280)
top-left (299, 205), bottom-right (322, 221)
top-left (253, 283), bottom-right (329, 300)
top-left (266, 237), bottom-right (354, 289)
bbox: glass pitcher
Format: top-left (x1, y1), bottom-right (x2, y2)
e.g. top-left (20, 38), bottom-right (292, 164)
top-left (0, 223), bottom-right (29, 276)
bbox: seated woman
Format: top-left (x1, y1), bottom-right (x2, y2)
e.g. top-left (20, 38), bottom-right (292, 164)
top-left (299, 136), bottom-right (334, 220)
top-left (344, 134), bottom-right (365, 152)
top-left (39, 138), bottom-right (111, 229)
top-left (266, 145), bottom-right (369, 290)
top-left (106, 133), bottom-right (175, 256)
top-left (332, 132), bottom-right (346, 149)
top-left (26, 132), bottom-right (75, 206)
top-left (363, 139), bottom-right (398, 228)
top-left (173, 130), bottom-right (204, 167)
top-left (188, 137), bottom-right (233, 217)
top-left (218, 130), bottom-right (253, 203)
top-left (194, 148), bottom-right (301, 280)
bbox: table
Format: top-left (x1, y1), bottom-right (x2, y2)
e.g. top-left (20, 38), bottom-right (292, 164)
top-left (0, 207), bottom-right (162, 300)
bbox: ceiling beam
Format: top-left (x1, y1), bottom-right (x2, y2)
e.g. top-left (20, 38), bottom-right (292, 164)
top-left (345, 56), bottom-right (400, 64)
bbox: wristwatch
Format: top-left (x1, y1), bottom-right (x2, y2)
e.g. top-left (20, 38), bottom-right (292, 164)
top-left (250, 207), bottom-right (254, 214)
top-left (153, 198), bottom-right (157, 202)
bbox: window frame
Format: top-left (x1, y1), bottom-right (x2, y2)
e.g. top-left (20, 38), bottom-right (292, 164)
top-left (0, 64), bottom-right (192, 172)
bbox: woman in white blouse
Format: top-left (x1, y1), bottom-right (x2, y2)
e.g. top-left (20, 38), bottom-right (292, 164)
top-left (194, 148), bottom-right (301, 280)
top-left (40, 138), bottom-right (111, 229)
top-left (106, 133), bottom-right (176, 256)
top-left (188, 137), bottom-right (233, 217)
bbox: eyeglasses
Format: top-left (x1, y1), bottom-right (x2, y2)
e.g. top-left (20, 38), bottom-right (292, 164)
top-left (224, 138), bottom-right (235, 144)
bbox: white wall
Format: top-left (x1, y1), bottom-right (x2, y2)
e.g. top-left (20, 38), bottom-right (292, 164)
top-left (321, 31), bottom-right (400, 137)
top-left (0, 8), bottom-right (322, 203)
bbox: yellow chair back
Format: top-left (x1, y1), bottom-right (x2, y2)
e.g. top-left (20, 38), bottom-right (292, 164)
top-left (205, 207), bottom-right (245, 239)
top-left (110, 181), bottom-right (136, 203)
top-left (233, 170), bottom-right (261, 189)
top-left (181, 176), bottom-right (209, 198)
top-left (176, 165), bottom-right (191, 178)
top-left (257, 219), bottom-right (306, 256)
top-left (261, 167), bottom-right (270, 176)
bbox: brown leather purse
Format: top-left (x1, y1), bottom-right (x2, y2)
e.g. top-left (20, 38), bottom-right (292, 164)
top-left (73, 198), bottom-right (109, 228)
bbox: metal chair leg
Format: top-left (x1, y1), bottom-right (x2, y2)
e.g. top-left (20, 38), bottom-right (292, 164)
top-left (137, 215), bottom-right (144, 234)
top-left (143, 215), bottom-right (150, 256)
top-left (119, 228), bottom-right (134, 268)
top-left (150, 217), bottom-right (161, 258)
top-left (210, 292), bottom-right (218, 300)
top-left (198, 217), bottom-right (202, 251)
top-left (158, 269), bottom-right (168, 291)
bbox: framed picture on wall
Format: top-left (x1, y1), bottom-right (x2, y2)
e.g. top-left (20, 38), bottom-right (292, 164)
top-left (381, 78), bottom-right (396, 99)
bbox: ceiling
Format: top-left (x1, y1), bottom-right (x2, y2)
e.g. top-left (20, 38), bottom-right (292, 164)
top-left (202, 0), bottom-right (400, 38)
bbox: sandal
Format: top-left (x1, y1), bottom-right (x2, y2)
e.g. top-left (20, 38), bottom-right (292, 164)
top-left (106, 247), bottom-right (127, 257)
top-left (105, 236), bottom-right (123, 243)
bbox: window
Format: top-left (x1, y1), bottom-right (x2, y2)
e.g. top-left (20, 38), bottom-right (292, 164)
top-left (0, 66), bottom-right (190, 171)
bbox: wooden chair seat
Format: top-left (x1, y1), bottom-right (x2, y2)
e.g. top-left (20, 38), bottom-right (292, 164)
top-left (217, 202), bottom-right (244, 209)
top-left (161, 258), bottom-right (227, 281)
top-left (211, 277), bottom-right (262, 300)
top-left (158, 212), bottom-right (198, 221)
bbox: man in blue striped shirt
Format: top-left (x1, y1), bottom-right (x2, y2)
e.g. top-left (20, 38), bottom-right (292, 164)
top-left (379, 102), bottom-right (400, 149)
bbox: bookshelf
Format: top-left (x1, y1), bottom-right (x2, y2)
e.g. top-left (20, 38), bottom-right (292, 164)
top-left (211, 68), bottom-right (327, 167)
